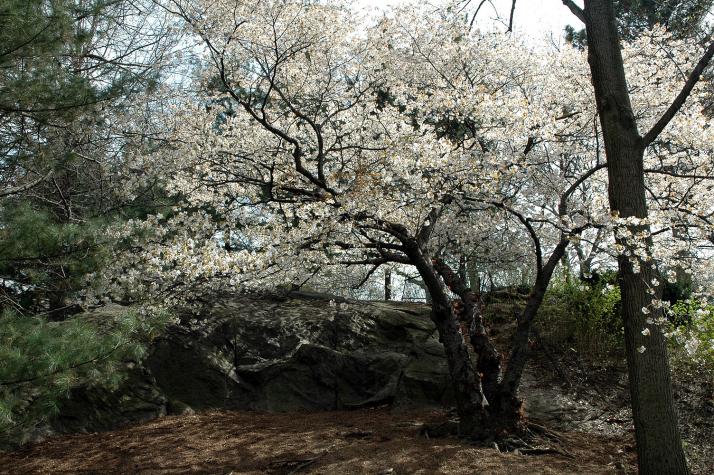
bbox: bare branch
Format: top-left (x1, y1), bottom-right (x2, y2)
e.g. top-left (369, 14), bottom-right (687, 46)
top-left (352, 262), bottom-right (385, 289)
top-left (558, 162), bottom-right (607, 215)
top-left (561, 0), bottom-right (586, 24)
top-left (507, 0), bottom-right (517, 32)
top-left (0, 170), bottom-right (53, 198)
top-left (644, 168), bottom-right (714, 180)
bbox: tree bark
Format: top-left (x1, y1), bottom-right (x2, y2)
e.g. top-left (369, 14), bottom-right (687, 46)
top-left (384, 268), bottom-right (392, 300)
top-left (430, 239), bottom-right (579, 433)
top-left (433, 259), bottom-right (502, 405)
top-left (499, 239), bottom-right (569, 403)
top-left (583, 1), bottom-right (689, 473)
top-left (403, 242), bottom-right (488, 435)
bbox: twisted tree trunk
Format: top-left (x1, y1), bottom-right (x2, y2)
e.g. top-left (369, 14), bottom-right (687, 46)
top-left (404, 243), bottom-right (488, 435)
top-left (432, 259), bottom-right (502, 404)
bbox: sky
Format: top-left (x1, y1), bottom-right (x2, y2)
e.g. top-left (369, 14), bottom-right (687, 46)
top-left (356, 0), bottom-right (585, 43)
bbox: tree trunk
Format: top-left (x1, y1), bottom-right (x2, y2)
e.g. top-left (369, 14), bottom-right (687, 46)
top-left (433, 259), bottom-right (502, 404)
top-left (404, 243), bottom-right (488, 435)
top-left (583, 1), bottom-right (689, 472)
top-left (430, 242), bottom-right (571, 435)
top-left (498, 239), bottom-right (569, 413)
top-left (458, 255), bottom-right (467, 283)
top-left (384, 268), bottom-right (392, 300)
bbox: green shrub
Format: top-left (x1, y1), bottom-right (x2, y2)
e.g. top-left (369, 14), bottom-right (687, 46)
top-left (538, 277), bottom-right (714, 372)
top-left (668, 299), bottom-right (714, 372)
top-left (0, 307), bottom-right (170, 447)
top-left (538, 276), bottom-right (623, 356)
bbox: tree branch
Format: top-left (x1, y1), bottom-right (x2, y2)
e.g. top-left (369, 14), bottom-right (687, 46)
top-left (507, 0), bottom-right (517, 32)
top-left (491, 201), bottom-right (544, 275)
top-left (561, 0), bottom-right (586, 24)
top-left (0, 170), bottom-right (53, 198)
top-left (642, 39), bottom-right (714, 147)
top-left (558, 162), bottom-right (607, 215)
top-left (352, 262), bottom-right (385, 289)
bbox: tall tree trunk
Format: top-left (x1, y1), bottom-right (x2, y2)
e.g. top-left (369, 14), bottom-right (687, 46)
top-left (583, 1), bottom-right (689, 472)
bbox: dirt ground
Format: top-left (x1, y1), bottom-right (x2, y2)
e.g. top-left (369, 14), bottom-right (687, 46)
top-left (0, 408), bottom-right (636, 475)
top-left (6, 296), bottom-right (708, 474)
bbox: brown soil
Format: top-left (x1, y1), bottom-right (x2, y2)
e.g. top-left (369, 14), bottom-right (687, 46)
top-left (0, 408), bottom-right (635, 475)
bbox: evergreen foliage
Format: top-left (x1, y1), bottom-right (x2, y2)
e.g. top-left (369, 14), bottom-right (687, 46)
top-left (0, 307), bottom-right (170, 447)
top-left (0, 0), bottom-right (173, 316)
top-left (0, 0), bottom-right (175, 446)
top-left (0, 203), bottom-right (109, 316)
top-left (565, 0), bottom-right (713, 48)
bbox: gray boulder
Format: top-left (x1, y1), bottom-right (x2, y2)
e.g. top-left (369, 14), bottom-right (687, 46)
top-left (147, 293), bottom-right (452, 411)
top-left (53, 292), bottom-right (452, 432)
top-left (52, 366), bottom-right (167, 433)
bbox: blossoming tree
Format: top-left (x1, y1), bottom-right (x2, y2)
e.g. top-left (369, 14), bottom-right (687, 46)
top-left (108, 0), bottom-right (714, 443)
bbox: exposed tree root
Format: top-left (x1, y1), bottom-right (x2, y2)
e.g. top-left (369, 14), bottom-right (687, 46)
top-left (269, 444), bottom-right (336, 474)
top-left (417, 417), bottom-right (576, 460)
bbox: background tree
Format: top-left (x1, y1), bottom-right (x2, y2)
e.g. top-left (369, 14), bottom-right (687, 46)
top-left (0, 0), bottom-right (176, 318)
top-left (565, 0), bottom-right (713, 48)
top-left (0, 0), bottom-right (181, 444)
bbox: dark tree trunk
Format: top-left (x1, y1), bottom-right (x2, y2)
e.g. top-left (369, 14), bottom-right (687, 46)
top-left (421, 244), bottom-right (572, 435)
top-left (497, 239), bottom-right (569, 413)
top-left (404, 243), bottom-right (488, 435)
top-left (384, 268), bottom-right (392, 300)
top-left (583, 1), bottom-right (689, 472)
top-left (433, 259), bottom-right (502, 404)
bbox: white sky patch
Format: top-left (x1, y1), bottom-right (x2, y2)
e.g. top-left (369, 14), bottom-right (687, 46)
top-left (355, 0), bottom-right (584, 44)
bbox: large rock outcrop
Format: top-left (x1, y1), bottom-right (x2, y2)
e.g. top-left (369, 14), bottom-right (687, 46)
top-left (53, 292), bottom-right (452, 432)
top-left (148, 292), bottom-right (452, 411)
